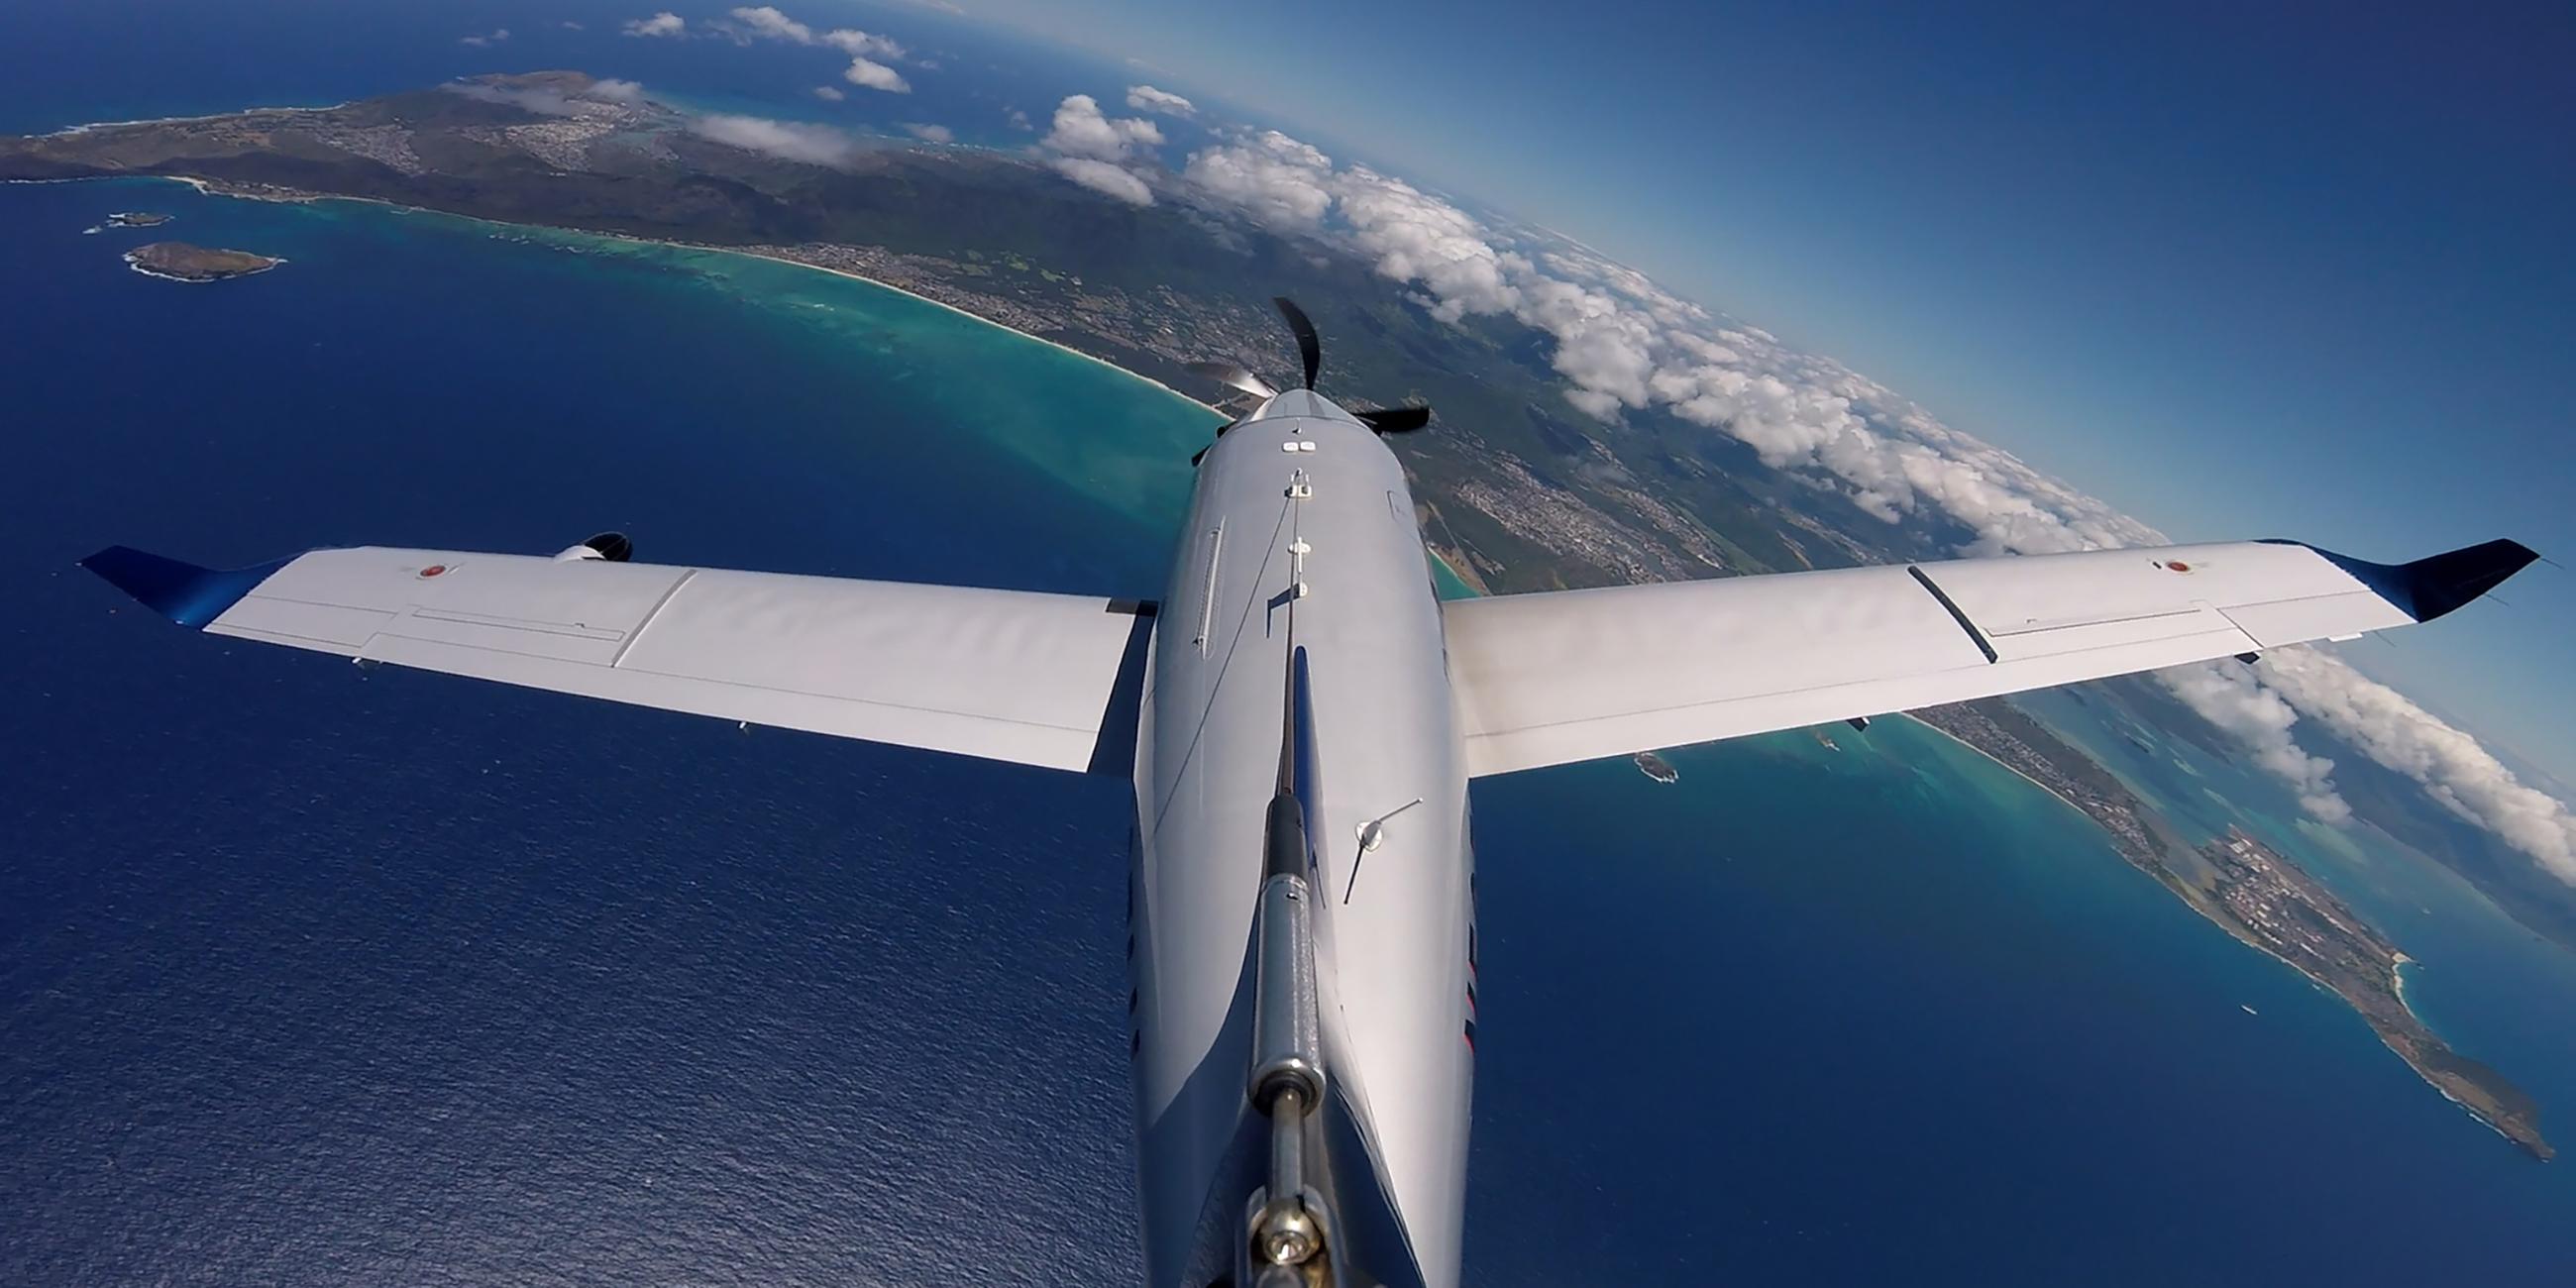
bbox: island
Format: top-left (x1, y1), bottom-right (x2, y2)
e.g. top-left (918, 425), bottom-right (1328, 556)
top-left (1915, 698), bottom-right (2552, 1159)
top-left (123, 241), bottom-right (282, 282)
top-left (105, 210), bottom-right (172, 227)
top-left (1633, 751), bottom-right (1678, 784)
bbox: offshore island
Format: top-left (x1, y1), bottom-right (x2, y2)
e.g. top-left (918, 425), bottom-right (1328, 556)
top-left (123, 241), bottom-right (282, 282)
top-left (2, 70), bottom-right (2550, 1160)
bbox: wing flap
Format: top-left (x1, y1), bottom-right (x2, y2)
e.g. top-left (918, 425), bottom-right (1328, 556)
top-left (1445, 538), bottom-right (2532, 778)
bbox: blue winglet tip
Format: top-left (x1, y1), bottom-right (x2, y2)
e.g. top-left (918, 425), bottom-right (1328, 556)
top-left (81, 545), bottom-right (291, 628)
top-left (2290, 537), bottom-right (2540, 624)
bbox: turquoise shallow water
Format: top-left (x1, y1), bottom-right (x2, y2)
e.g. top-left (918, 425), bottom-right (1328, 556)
top-left (7, 171), bottom-right (2575, 1286)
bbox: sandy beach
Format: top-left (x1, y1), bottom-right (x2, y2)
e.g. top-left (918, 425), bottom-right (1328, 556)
top-left (1899, 712), bottom-right (2098, 821)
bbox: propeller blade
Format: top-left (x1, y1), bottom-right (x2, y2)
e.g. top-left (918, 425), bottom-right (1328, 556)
top-left (1273, 296), bottom-right (1321, 389)
top-left (1185, 361), bottom-right (1278, 400)
top-left (1356, 405), bottom-right (1432, 434)
top-left (1191, 443), bottom-right (1211, 467)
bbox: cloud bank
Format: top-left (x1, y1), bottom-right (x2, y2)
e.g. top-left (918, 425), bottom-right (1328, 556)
top-left (2257, 649), bottom-right (2576, 880)
top-left (2159, 661), bottom-right (2352, 822)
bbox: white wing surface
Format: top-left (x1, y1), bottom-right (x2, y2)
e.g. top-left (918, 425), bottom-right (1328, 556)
top-left (1443, 538), bottom-right (2534, 778)
top-left (85, 544), bottom-right (1156, 775)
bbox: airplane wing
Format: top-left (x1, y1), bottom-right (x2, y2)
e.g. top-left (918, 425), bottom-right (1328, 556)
top-left (82, 543), bottom-right (1156, 775)
top-left (1442, 538), bottom-right (2536, 778)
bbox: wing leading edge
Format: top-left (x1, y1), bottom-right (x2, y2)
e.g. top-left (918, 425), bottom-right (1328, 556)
top-left (1442, 538), bottom-right (2536, 778)
top-left (84, 544), bottom-right (1155, 776)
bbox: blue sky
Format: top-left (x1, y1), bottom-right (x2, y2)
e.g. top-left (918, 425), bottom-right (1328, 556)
top-left (925, 0), bottom-right (2575, 781)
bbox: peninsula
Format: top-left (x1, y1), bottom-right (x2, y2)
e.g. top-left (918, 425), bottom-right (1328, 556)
top-left (1915, 699), bottom-right (2552, 1159)
top-left (2196, 827), bottom-right (2549, 1158)
top-left (123, 241), bottom-right (282, 282)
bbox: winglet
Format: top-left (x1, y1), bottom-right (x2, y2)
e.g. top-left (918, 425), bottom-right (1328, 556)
top-left (2308, 538), bottom-right (2541, 623)
top-left (80, 545), bottom-right (294, 627)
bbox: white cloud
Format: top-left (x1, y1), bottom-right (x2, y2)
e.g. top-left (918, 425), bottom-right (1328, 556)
top-left (2255, 649), bottom-right (2576, 882)
top-left (623, 12), bottom-right (686, 38)
top-left (1126, 84), bottom-right (1196, 117)
top-left (902, 122), bottom-right (955, 143)
top-left (824, 28), bottom-right (906, 58)
top-left (1336, 166), bottom-right (1523, 321)
top-left (586, 78), bottom-right (650, 104)
top-left (1180, 131), bottom-right (1333, 234)
top-left (440, 79), bottom-right (641, 117)
top-left (731, 5), bottom-right (813, 42)
top-left (2158, 661), bottom-right (2352, 822)
top-left (1005, 107), bottom-right (1031, 131)
top-left (812, 85), bottom-right (845, 101)
top-left (1042, 93), bottom-right (1162, 161)
top-left (687, 112), bottom-right (859, 166)
top-left (1049, 157), bottom-right (1154, 205)
top-left (1031, 95), bottom-right (1164, 204)
top-left (459, 28), bottom-right (509, 47)
top-left (843, 56), bottom-right (912, 93)
top-left (561, 21), bottom-right (586, 31)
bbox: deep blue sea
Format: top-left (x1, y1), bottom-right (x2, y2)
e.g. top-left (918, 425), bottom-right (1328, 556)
top-left (6, 8), bottom-right (2575, 1285)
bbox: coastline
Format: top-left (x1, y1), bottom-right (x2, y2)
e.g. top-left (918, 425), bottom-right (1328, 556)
top-left (134, 173), bottom-right (1230, 420)
top-left (716, 245), bottom-right (1225, 417)
top-left (1898, 711), bottom-right (2097, 821)
top-left (123, 258), bottom-right (284, 283)
top-left (47, 102), bottom-right (348, 138)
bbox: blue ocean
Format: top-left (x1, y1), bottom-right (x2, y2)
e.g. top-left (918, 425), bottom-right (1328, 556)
top-left (5, 8), bottom-right (2574, 1284)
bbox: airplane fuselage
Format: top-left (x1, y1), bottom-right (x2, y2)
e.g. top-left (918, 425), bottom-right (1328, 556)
top-left (1130, 389), bottom-right (1472, 1287)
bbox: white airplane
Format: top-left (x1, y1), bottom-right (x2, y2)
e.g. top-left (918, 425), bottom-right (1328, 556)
top-left (85, 300), bottom-right (2534, 1288)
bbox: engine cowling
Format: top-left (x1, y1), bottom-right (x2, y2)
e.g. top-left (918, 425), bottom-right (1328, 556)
top-left (553, 531), bottom-right (633, 563)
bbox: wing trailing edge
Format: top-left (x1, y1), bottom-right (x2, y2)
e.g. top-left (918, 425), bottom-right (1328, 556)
top-left (82, 543), bottom-right (1155, 777)
top-left (1443, 536), bottom-right (2538, 778)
